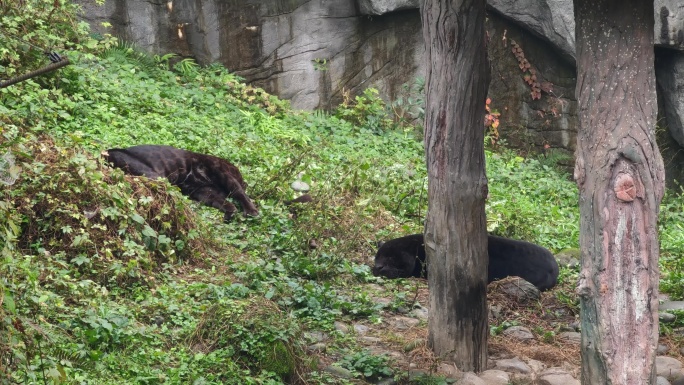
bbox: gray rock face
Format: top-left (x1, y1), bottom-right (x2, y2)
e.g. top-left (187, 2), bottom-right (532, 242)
top-left (78, 0), bottom-right (424, 111)
top-left (486, 12), bottom-right (578, 153)
top-left (410, 306), bottom-right (429, 320)
top-left (657, 1), bottom-right (684, 49)
top-left (324, 365), bottom-right (355, 379)
top-left (437, 363), bottom-right (460, 379)
top-left (657, 52), bottom-right (684, 148)
top-left (659, 344), bottom-right (671, 355)
top-left (485, 0), bottom-right (684, 163)
top-left (356, 0), bottom-right (684, 53)
top-left (487, 0), bottom-right (684, 63)
top-left (390, 316), bottom-right (420, 330)
top-left (487, 0), bottom-right (576, 63)
top-left (334, 321), bottom-right (349, 334)
top-left (353, 323), bottom-right (370, 334)
top-left (456, 372), bottom-right (487, 385)
top-left (657, 355), bottom-right (684, 371)
top-left (357, 0), bottom-right (419, 15)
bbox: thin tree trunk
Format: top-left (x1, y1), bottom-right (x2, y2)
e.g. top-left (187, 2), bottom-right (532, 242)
top-left (573, 0), bottom-right (665, 383)
top-left (421, 0), bottom-right (490, 372)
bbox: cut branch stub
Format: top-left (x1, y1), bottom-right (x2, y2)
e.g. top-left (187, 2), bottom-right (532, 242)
top-left (614, 172), bottom-right (637, 202)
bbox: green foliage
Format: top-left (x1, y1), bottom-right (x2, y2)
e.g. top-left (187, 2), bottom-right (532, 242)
top-left (8, 138), bottom-right (205, 288)
top-left (658, 186), bottom-right (684, 299)
top-left (187, 298), bottom-right (306, 382)
top-left (1, 2), bottom-right (683, 382)
top-left (101, 38), bottom-right (166, 78)
top-left (334, 88), bottom-right (395, 134)
top-left (660, 310), bottom-right (684, 331)
top-left (232, 258), bottom-right (383, 327)
top-left (0, 137), bottom-right (211, 384)
top-left (490, 320), bottom-right (520, 336)
top-left (312, 58), bottom-right (328, 72)
top-left (390, 77), bottom-right (425, 133)
top-left (486, 153), bottom-right (579, 252)
top-left (0, 0), bottom-right (102, 79)
top-left (337, 349), bottom-right (393, 380)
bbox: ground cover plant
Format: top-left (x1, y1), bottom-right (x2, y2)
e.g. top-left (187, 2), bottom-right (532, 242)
top-left (1, 1), bottom-right (683, 384)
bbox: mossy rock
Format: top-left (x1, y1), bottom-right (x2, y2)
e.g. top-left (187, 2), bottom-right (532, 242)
top-left (555, 248), bottom-right (580, 268)
top-left (262, 340), bottom-right (296, 381)
top-left (188, 297), bottom-right (306, 381)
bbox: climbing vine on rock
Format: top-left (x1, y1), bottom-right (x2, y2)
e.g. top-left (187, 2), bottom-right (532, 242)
top-left (510, 40), bottom-right (542, 100)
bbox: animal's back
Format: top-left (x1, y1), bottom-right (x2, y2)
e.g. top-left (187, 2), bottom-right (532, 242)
top-left (487, 235), bottom-right (559, 290)
top-left (105, 145), bottom-right (247, 189)
top-left (104, 145), bottom-right (188, 178)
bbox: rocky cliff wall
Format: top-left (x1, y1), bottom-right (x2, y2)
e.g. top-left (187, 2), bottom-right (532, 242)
top-left (78, 0), bottom-right (424, 111)
top-left (77, 0), bottom-right (684, 184)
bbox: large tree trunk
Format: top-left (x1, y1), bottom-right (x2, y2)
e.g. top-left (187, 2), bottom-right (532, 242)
top-left (421, 0), bottom-right (490, 372)
top-left (573, 0), bottom-right (665, 383)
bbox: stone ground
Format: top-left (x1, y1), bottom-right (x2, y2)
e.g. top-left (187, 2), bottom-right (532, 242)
top-left (306, 276), bottom-right (684, 384)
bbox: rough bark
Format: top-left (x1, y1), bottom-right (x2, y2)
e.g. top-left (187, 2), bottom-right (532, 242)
top-left (421, 0), bottom-right (490, 372)
top-left (573, 0), bottom-right (665, 384)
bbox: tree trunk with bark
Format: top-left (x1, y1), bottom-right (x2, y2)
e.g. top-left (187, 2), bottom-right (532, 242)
top-left (573, 0), bottom-right (665, 383)
top-left (421, 0), bottom-right (490, 372)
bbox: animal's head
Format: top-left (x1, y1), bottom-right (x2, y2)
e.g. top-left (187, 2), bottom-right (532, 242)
top-left (372, 235), bottom-right (425, 279)
top-left (372, 253), bottom-right (418, 278)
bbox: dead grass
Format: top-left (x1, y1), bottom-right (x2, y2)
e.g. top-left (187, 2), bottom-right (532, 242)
top-left (361, 275), bottom-right (584, 377)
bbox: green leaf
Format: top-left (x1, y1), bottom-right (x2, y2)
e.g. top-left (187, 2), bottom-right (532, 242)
top-left (265, 288), bottom-right (275, 300)
top-left (47, 367), bottom-right (63, 381)
top-left (142, 225), bottom-right (157, 238)
top-left (3, 290), bottom-right (16, 314)
top-left (8, 165), bottom-right (21, 179)
top-left (85, 38), bottom-right (99, 49)
top-left (100, 319), bottom-right (113, 332)
top-left (71, 234), bottom-right (90, 247)
top-left (158, 234), bottom-right (171, 244)
top-left (71, 255), bottom-right (90, 266)
top-left (131, 213), bottom-right (145, 224)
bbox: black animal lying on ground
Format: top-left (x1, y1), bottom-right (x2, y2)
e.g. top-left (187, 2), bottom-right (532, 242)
top-left (372, 233), bottom-right (559, 291)
top-left (103, 145), bottom-right (259, 222)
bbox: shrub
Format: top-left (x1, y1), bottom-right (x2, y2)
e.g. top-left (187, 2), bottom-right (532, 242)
top-left (186, 297), bottom-right (308, 383)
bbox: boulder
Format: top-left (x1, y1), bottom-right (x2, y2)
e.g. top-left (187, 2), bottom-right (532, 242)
top-left (494, 357), bottom-right (532, 374)
top-left (537, 367), bottom-right (581, 385)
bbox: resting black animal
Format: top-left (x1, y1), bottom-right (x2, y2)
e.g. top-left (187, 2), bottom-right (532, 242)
top-left (103, 145), bottom-right (259, 222)
top-left (372, 233), bottom-right (559, 291)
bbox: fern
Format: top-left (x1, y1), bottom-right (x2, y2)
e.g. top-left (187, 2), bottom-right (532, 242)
top-left (101, 38), bottom-right (161, 77)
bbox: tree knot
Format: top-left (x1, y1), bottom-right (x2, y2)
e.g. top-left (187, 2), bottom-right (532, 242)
top-left (614, 172), bottom-right (636, 202)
